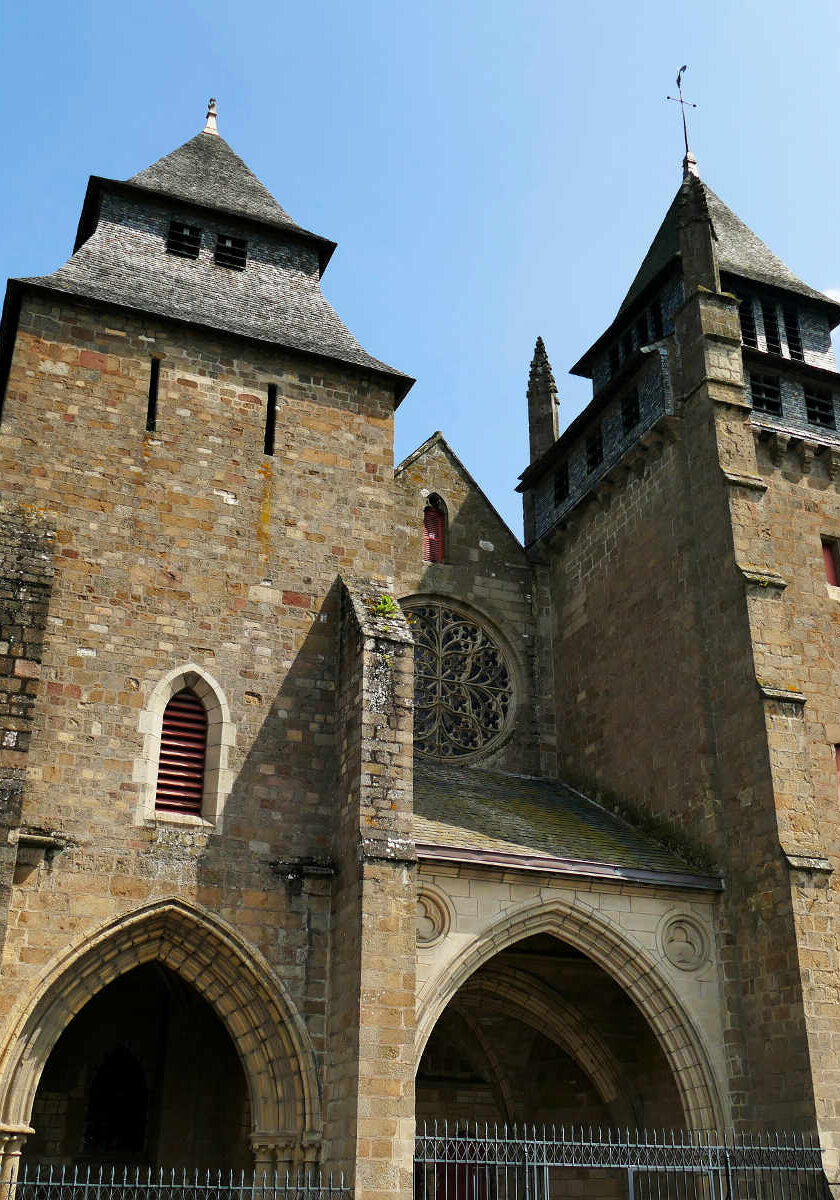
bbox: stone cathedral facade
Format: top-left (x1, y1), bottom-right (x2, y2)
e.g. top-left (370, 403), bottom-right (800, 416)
top-left (1, 107), bottom-right (840, 1198)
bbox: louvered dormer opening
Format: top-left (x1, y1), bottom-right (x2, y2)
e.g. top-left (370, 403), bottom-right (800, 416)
top-left (155, 688), bottom-right (208, 814)
top-left (166, 221), bottom-right (201, 259)
top-left (215, 234), bottom-right (248, 270)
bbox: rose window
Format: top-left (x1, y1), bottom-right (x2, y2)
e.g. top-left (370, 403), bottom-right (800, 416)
top-left (405, 602), bottom-right (513, 759)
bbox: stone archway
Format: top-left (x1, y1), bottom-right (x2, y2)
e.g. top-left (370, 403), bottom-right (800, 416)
top-left (416, 899), bottom-right (725, 1131)
top-left (0, 898), bottom-right (322, 1175)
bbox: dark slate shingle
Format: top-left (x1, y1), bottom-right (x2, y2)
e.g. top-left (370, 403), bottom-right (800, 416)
top-left (619, 179), bottom-right (837, 317)
top-left (129, 131), bottom-right (305, 234)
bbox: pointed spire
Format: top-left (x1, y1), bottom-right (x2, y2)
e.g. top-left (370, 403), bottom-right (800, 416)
top-left (203, 98), bottom-right (218, 135)
top-left (527, 337), bottom-right (559, 463)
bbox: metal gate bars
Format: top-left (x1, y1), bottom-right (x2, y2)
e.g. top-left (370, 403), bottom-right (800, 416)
top-left (413, 1123), bottom-right (829, 1200)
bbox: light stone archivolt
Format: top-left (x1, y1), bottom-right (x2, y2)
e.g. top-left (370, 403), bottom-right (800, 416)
top-left (416, 895), bottom-right (725, 1132)
top-left (135, 663), bottom-right (236, 827)
top-left (0, 898), bottom-right (322, 1169)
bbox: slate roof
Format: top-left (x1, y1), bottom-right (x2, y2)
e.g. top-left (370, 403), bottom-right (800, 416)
top-left (619, 179), bottom-right (838, 317)
top-left (413, 760), bottom-right (719, 887)
top-left (5, 126), bottom-right (413, 402)
top-left (129, 131), bottom-right (306, 235)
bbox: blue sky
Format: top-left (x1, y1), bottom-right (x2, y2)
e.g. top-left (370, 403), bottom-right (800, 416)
top-left (3, 0), bottom-right (840, 535)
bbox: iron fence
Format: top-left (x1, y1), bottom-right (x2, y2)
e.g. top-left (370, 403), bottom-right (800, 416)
top-left (8, 1166), bottom-right (351, 1200)
top-left (414, 1123), bottom-right (830, 1200)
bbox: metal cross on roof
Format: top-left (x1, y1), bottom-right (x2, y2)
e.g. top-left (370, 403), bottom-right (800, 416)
top-left (667, 66), bottom-right (697, 158)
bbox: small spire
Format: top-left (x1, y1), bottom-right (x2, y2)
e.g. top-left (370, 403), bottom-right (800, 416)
top-left (529, 336), bottom-right (558, 397)
top-left (203, 98), bottom-right (219, 135)
top-left (527, 336), bottom-right (559, 463)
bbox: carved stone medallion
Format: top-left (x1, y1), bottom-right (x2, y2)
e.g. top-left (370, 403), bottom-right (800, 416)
top-left (661, 915), bottom-right (707, 972)
top-left (415, 888), bottom-right (451, 946)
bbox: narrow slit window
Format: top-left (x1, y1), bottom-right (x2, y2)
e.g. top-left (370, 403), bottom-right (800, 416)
top-left (215, 234), bottom-right (248, 270)
top-left (805, 386), bottom-right (835, 429)
top-left (586, 427), bottom-right (603, 473)
top-left (423, 498), bottom-right (446, 563)
top-left (608, 345), bottom-right (620, 378)
top-left (146, 358), bottom-right (160, 432)
top-left (166, 221), bottom-right (201, 259)
top-left (783, 305), bottom-right (804, 361)
top-left (155, 688), bottom-right (207, 815)
top-left (739, 298), bottom-right (758, 349)
top-left (822, 538), bottom-right (840, 586)
top-left (750, 373), bottom-right (782, 416)
top-left (554, 462), bottom-right (569, 506)
top-left (621, 388), bottom-right (640, 436)
top-left (761, 300), bottom-right (782, 355)
top-left (264, 384), bottom-right (277, 456)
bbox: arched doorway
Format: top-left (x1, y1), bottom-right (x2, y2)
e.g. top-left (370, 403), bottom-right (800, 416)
top-left (25, 964), bottom-right (251, 1169)
top-left (417, 934), bottom-right (679, 1129)
top-left (416, 900), bottom-right (723, 1132)
top-left (0, 900), bottom-right (322, 1176)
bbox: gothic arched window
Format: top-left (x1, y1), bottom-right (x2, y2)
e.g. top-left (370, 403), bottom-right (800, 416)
top-left (423, 495), bottom-right (447, 563)
top-left (155, 688), bottom-right (208, 815)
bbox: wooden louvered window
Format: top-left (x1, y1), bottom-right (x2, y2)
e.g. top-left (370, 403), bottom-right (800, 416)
top-left (423, 504), bottom-right (445, 564)
top-left (155, 688), bottom-right (207, 814)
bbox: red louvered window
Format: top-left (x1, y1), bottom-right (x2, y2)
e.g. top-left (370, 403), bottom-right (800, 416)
top-left (155, 688), bottom-right (208, 814)
top-left (423, 505), bottom-right (445, 564)
top-left (823, 539), bottom-right (840, 586)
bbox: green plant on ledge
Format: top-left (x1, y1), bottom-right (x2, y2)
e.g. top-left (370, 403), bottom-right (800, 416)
top-left (369, 593), bottom-right (399, 617)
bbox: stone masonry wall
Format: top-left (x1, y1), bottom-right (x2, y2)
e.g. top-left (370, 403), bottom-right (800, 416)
top-left (0, 507), bottom-right (54, 967)
top-left (743, 433), bottom-right (840, 1175)
top-left (394, 435), bottom-right (553, 776)
top-left (0, 291), bottom-right (403, 1156)
top-left (541, 280), bottom-right (819, 1131)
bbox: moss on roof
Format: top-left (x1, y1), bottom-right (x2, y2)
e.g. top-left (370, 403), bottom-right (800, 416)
top-left (413, 760), bottom-right (713, 880)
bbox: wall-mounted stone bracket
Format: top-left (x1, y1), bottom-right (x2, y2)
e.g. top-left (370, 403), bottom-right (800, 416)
top-left (269, 857), bottom-right (336, 897)
top-left (784, 852), bottom-right (833, 875)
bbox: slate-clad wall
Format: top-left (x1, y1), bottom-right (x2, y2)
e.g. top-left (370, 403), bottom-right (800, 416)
top-left (531, 348), bottom-right (672, 541)
top-left (746, 371), bottom-right (840, 437)
top-left (590, 275), bottom-right (685, 395)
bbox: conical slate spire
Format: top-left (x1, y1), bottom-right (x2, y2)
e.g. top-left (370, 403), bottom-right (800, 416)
top-left (527, 336), bottom-right (559, 463)
top-left (129, 123), bottom-right (301, 232)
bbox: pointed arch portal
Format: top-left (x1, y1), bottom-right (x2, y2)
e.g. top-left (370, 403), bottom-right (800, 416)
top-left (0, 899), bottom-right (321, 1167)
top-left (416, 899), bottom-right (724, 1132)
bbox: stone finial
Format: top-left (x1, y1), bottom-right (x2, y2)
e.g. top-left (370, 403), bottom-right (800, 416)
top-left (527, 336), bottom-right (559, 464)
top-left (204, 98), bottom-right (219, 135)
top-left (683, 151), bottom-right (700, 180)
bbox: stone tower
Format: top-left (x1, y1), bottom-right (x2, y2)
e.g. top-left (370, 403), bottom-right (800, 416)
top-left (0, 105), bottom-right (418, 1200)
top-left (519, 154), bottom-right (840, 1159)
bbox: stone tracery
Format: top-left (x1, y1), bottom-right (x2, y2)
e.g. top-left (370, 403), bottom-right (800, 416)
top-left (405, 602), bottom-right (513, 759)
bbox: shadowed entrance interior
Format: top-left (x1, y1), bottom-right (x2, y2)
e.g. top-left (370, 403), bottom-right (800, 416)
top-left (25, 963), bottom-right (251, 1170)
top-left (416, 934), bottom-right (683, 1129)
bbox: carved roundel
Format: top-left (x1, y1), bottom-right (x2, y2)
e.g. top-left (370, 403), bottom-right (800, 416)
top-left (415, 887), bottom-right (451, 946)
top-left (404, 602), bottom-right (514, 760)
top-left (660, 914), bottom-right (708, 972)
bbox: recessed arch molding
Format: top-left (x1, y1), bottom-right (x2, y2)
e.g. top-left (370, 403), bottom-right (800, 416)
top-left (0, 898), bottom-right (321, 1170)
top-left (415, 898), bottom-right (725, 1132)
